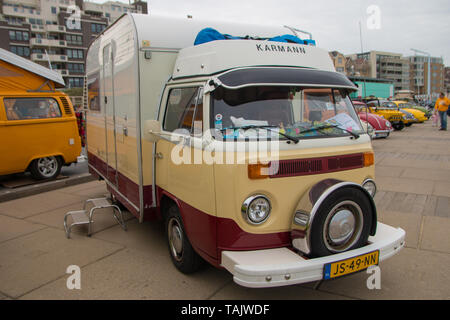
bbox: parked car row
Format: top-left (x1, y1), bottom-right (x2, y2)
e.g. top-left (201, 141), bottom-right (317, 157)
top-left (352, 98), bottom-right (428, 139)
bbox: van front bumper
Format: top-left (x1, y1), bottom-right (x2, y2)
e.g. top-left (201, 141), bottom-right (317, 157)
top-left (221, 222), bottom-right (405, 288)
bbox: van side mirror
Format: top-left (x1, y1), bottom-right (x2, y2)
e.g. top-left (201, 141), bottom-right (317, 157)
top-left (144, 120), bottom-right (162, 142)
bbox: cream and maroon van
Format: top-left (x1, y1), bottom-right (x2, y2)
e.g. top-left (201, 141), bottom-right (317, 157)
top-left (85, 13), bottom-right (405, 288)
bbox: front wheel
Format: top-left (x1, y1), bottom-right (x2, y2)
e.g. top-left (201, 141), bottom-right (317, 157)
top-left (309, 187), bottom-right (373, 258)
top-left (30, 156), bottom-right (62, 180)
top-left (392, 122), bottom-right (405, 131)
top-left (164, 204), bottom-right (203, 274)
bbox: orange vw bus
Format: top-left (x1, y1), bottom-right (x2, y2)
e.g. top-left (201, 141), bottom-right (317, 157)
top-left (0, 49), bottom-right (82, 180)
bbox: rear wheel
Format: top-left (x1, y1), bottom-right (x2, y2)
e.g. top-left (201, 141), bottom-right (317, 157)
top-left (164, 204), bottom-right (203, 274)
top-left (310, 187), bottom-right (373, 258)
top-left (30, 156), bottom-right (62, 180)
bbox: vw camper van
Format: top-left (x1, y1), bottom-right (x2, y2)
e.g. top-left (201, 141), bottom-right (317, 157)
top-left (85, 13), bottom-right (405, 287)
top-left (0, 49), bottom-right (82, 180)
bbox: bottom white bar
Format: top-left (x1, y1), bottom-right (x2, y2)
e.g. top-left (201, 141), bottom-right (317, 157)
top-left (221, 222), bottom-right (405, 288)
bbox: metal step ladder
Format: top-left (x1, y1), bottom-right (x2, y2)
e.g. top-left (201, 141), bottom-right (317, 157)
top-left (64, 197), bottom-right (127, 238)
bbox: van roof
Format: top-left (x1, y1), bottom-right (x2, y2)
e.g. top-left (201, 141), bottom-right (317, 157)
top-left (0, 48), bottom-right (65, 88)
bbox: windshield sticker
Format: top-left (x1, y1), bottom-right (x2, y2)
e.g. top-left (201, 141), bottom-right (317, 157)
top-left (326, 113), bottom-right (360, 132)
top-left (215, 113), bottom-right (223, 130)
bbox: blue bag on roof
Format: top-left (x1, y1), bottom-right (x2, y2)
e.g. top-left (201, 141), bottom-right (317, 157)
top-left (194, 28), bottom-right (316, 46)
top-left (269, 34), bottom-right (316, 46)
top-left (194, 28), bottom-right (241, 46)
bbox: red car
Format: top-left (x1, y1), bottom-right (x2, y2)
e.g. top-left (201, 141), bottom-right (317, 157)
top-left (352, 101), bottom-right (393, 138)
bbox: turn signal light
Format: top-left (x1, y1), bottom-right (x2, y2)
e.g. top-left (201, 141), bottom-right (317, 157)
top-left (248, 163), bottom-right (270, 179)
top-left (363, 152), bottom-right (374, 167)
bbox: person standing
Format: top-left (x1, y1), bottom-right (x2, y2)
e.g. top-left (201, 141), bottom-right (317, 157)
top-left (435, 93), bottom-right (450, 131)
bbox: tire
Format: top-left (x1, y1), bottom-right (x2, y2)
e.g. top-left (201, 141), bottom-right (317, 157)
top-left (309, 187), bottom-right (373, 258)
top-left (164, 204), bottom-right (203, 274)
top-left (392, 122), bottom-right (404, 131)
top-left (405, 123), bottom-right (412, 127)
top-left (30, 156), bottom-right (62, 180)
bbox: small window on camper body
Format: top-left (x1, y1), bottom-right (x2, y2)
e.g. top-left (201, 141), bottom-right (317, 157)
top-left (163, 87), bottom-right (203, 135)
top-left (3, 97), bottom-right (62, 121)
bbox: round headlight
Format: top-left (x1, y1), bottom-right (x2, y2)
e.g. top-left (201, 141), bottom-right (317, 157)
top-left (242, 195), bottom-right (271, 224)
top-left (386, 121), bottom-right (391, 127)
top-left (362, 179), bottom-right (377, 197)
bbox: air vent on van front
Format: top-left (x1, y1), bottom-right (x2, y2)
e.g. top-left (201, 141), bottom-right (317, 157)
top-left (60, 96), bottom-right (72, 115)
top-left (269, 154), bottom-right (364, 178)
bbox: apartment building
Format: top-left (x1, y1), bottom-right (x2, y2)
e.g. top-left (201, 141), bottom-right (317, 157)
top-left (0, 0), bottom-right (147, 88)
top-left (445, 67), bottom-right (450, 95)
top-left (347, 51), bottom-right (410, 94)
top-left (329, 51), bottom-right (347, 74)
top-left (408, 55), bottom-right (445, 95)
top-left (345, 57), bottom-right (371, 78)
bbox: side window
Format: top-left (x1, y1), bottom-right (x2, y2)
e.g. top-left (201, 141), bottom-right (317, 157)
top-left (163, 87), bottom-right (203, 134)
top-left (87, 73), bottom-right (100, 111)
top-left (3, 97), bottom-right (62, 120)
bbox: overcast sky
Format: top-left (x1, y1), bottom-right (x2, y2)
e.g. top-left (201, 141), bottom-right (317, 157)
top-left (93, 0), bottom-right (450, 65)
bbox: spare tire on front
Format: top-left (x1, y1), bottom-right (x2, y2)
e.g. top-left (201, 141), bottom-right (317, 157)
top-left (309, 187), bottom-right (373, 258)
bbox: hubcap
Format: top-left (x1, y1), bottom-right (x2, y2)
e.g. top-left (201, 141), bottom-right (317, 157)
top-left (328, 209), bottom-right (355, 245)
top-left (168, 218), bottom-right (183, 262)
top-left (37, 157), bottom-right (58, 178)
top-left (323, 200), bottom-right (363, 253)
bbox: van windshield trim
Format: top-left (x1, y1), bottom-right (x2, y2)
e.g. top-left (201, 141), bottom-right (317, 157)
top-left (214, 67), bottom-right (358, 91)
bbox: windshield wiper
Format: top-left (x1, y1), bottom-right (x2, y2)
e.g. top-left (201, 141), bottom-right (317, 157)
top-left (299, 124), bottom-right (360, 140)
top-left (220, 125), bottom-right (299, 144)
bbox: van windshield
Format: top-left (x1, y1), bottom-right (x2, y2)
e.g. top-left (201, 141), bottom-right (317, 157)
top-left (211, 86), bottom-right (363, 140)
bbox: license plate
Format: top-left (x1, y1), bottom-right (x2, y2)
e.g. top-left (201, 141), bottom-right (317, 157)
top-left (323, 250), bottom-right (379, 280)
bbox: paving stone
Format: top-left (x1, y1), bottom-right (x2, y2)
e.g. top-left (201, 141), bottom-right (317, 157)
top-left (401, 168), bottom-right (450, 182)
top-left (420, 216), bottom-right (450, 254)
top-left (378, 211), bottom-right (421, 249)
top-left (432, 181), bottom-right (450, 198)
top-left (375, 166), bottom-right (403, 178)
top-left (20, 248), bottom-right (231, 300)
top-left (435, 197), bottom-right (450, 218)
top-left (376, 177), bottom-right (434, 195)
top-left (209, 281), bottom-right (351, 300)
top-left (0, 190), bottom-right (86, 219)
top-left (0, 228), bottom-right (123, 298)
top-left (422, 195), bottom-right (438, 216)
top-left (0, 214), bottom-right (46, 243)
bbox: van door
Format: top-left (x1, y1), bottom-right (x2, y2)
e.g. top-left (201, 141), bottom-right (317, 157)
top-left (102, 44), bottom-right (118, 187)
top-left (156, 85), bottom-right (217, 259)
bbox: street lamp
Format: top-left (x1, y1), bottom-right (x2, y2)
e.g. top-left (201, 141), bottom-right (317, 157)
top-left (411, 48), bottom-right (431, 98)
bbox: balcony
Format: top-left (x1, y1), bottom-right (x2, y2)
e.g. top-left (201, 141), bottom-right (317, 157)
top-left (84, 2), bottom-right (104, 14)
top-left (30, 25), bottom-right (46, 33)
top-left (46, 24), bottom-right (66, 33)
top-left (30, 38), bottom-right (67, 48)
top-left (2, 6), bottom-right (41, 19)
top-left (31, 53), bottom-right (67, 63)
top-left (55, 69), bottom-right (69, 76)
